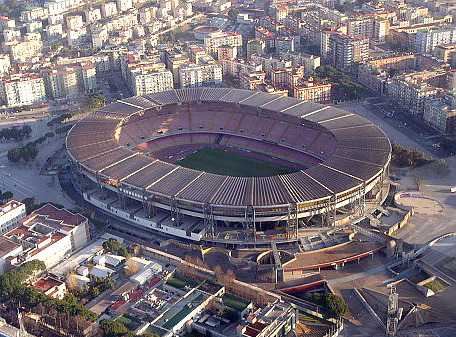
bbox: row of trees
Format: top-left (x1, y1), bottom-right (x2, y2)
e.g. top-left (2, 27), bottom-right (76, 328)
top-left (7, 131), bottom-right (55, 162)
top-left (0, 260), bottom-right (96, 322)
top-left (391, 142), bottom-right (433, 168)
top-left (47, 113), bottom-right (72, 127)
top-left (314, 65), bottom-right (366, 101)
top-left (0, 125), bottom-right (32, 142)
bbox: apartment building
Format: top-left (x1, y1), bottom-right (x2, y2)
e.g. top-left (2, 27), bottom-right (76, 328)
top-left (0, 73), bottom-right (46, 107)
top-left (389, 72), bottom-right (440, 115)
top-left (415, 27), bottom-right (456, 54)
top-left (326, 33), bottom-right (369, 72)
top-left (204, 32), bottom-right (242, 57)
top-left (247, 39), bottom-right (266, 61)
top-left (3, 204), bottom-right (90, 269)
top-left (0, 54), bottom-right (10, 75)
top-left (279, 51), bottom-right (321, 75)
top-left (42, 62), bottom-right (97, 99)
top-left (0, 201), bottom-right (26, 235)
top-left (102, 2), bottom-right (118, 17)
top-left (179, 63), bottom-right (222, 88)
top-left (347, 16), bottom-right (375, 39)
top-left (66, 15), bottom-right (83, 30)
top-left (221, 58), bottom-right (263, 78)
top-left (92, 25), bottom-right (109, 48)
top-left (424, 90), bottom-right (456, 134)
top-left (44, 0), bottom-right (83, 16)
top-left (374, 17), bottom-right (390, 42)
top-left (217, 45), bottom-right (237, 62)
top-left (271, 4), bottom-right (288, 23)
top-left (271, 66), bottom-right (304, 90)
top-left (116, 0), bottom-right (133, 12)
top-left (250, 54), bottom-right (291, 75)
top-left (240, 71), bottom-right (266, 90)
top-left (165, 49), bottom-right (191, 85)
top-left (434, 43), bottom-right (456, 62)
top-left (129, 67), bottom-right (173, 95)
top-left (294, 78), bottom-right (332, 103)
top-left (85, 7), bottom-right (102, 23)
top-left (4, 34), bottom-right (43, 63)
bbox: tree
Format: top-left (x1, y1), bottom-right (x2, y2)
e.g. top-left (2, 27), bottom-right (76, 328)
top-left (1, 191), bottom-right (13, 202)
top-left (124, 258), bottom-right (140, 276)
top-left (100, 319), bottom-right (128, 337)
top-left (103, 239), bottom-right (121, 253)
top-left (7, 147), bottom-right (21, 162)
top-left (66, 274), bottom-right (79, 292)
top-left (311, 293), bottom-right (347, 319)
top-left (117, 247), bottom-right (130, 258)
top-left (324, 293), bottom-right (347, 318)
top-left (89, 287), bottom-right (100, 298)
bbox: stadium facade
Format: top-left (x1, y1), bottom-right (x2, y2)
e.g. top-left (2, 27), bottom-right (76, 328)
top-left (67, 88), bottom-right (391, 245)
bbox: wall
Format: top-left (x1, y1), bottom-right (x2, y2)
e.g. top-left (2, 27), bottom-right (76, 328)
top-left (384, 208), bottom-right (415, 236)
top-left (84, 193), bottom-right (204, 241)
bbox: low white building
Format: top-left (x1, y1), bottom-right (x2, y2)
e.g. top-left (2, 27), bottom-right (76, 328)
top-left (3, 204), bottom-right (90, 269)
top-left (90, 265), bottom-right (115, 279)
top-left (0, 237), bottom-right (22, 275)
top-left (0, 201), bottom-right (26, 235)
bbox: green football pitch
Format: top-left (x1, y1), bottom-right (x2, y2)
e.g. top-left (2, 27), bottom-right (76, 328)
top-left (176, 147), bottom-right (296, 177)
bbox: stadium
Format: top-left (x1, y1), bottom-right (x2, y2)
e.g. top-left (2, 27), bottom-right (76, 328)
top-left (67, 88), bottom-right (391, 245)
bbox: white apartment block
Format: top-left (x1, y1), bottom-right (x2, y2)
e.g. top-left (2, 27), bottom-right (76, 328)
top-left (21, 7), bottom-right (49, 22)
top-left (92, 25), bottom-right (109, 48)
top-left (106, 12), bottom-right (138, 32)
top-left (26, 21), bottom-right (43, 33)
top-left (3, 28), bottom-right (21, 42)
top-left (424, 90), bottom-right (456, 134)
top-left (222, 58), bottom-right (263, 77)
top-left (42, 62), bottom-right (97, 99)
top-left (204, 32), bottom-right (242, 57)
top-left (279, 52), bottom-right (321, 75)
top-left (130, 68), bottom-right (173, 95)
top-left (45, 0), bottom-right (83, 16)
top-left (102, 2), bottom-right (118, 17)
top-left (271, 4), bottom-right (288, 23)
top-left (251, 54), bottom-right (292, 75)
top-left (46, 23), bottom-right (63, 37)
top-left (85, 7), bottom-right (102, 23)
top-left (0, 73), bottom-right (46, 107)
top-left (0, 54), bottom-right (11, 75)
top-left (374, 17), bottom-right (389, 43)
top-left (0, 201), bottom-right (26, 235)
top-left (415, 27), bottom-right (456, 54)
top-left (347, 16), bottom-right (375, 39)
top-left (179, 63), bottom-right (222, 88)
top-left (5, 34), bottom-right (43, 63)
top-left (389, 74), bottom-right (438, 115)
top-left (116, 0), bottom-right (133, 12)
top-left (48, 14), bottom-right (64, 25)
top-left (66, 15), bottom-right (84, 30)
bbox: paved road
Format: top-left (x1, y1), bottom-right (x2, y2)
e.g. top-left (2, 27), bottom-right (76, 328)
top-left (338, 101), bottom-right (435, 157)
